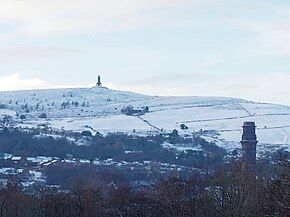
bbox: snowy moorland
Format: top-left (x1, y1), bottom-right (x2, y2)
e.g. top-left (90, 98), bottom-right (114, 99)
top-left (0, 86), bottom-right (289, 155)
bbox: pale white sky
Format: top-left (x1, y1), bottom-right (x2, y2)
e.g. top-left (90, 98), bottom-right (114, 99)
top-left (0, 0), bottom-right (290, 105)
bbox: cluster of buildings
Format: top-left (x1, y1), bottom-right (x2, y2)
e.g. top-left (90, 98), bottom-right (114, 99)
top-left (0, 155), bottom-right (52, 188)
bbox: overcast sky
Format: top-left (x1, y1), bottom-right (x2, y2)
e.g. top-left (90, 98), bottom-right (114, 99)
top-left (0, 0), bottom-right (289, 105)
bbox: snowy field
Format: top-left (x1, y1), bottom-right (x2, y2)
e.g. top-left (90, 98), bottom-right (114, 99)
top-left (0, 86), bottom-right (289, 154)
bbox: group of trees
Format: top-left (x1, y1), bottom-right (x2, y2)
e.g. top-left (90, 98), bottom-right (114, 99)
top-left (0, 158), bottom-right (289, 217)
top-left (61, 101), bottom-right (88, 109)
top-left (121, 106), bottom-right (149, 116)
top-left (18, 112), bottom-right (47, 120)
top-left (0, 128), bottom-right (226, 169)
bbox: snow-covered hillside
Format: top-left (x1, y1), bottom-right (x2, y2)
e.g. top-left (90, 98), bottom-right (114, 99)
top-left (0, 86), bottom-right (289, 154)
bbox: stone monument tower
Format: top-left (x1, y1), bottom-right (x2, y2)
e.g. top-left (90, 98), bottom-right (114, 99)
top-left (241, 122), bottom-right (258, 174)
top-left (97, 75), bottom-right (102, 87)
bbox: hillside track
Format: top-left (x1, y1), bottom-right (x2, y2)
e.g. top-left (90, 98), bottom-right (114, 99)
top-left (282, 128), bottom-right (289, 145)
top-left (137, 116), bottom-right (163, 132)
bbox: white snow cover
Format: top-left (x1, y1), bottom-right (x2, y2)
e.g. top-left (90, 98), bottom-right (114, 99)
top-left (161, 142), bottom-right (202, 152)
top-left (0, 86), bottom-right (289, 154)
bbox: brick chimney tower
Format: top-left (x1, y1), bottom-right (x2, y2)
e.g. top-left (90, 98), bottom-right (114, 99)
top-left (241, 122), bottom-right (258, 174)
top-left (97, 75), bottom-right (102, 87)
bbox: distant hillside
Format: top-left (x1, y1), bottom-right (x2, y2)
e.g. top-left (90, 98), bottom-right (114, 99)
top-left (0, 86), bottom-right (289, 154)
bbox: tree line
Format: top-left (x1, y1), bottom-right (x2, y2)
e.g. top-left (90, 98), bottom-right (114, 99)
top-left (0, 128), bottom-right (226, 169)
top-left (0, 158), bottom-right (289, 217)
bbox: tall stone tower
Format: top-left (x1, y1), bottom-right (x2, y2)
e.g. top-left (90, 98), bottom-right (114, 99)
top-left (241, 122), bottom-right (258, 174)
top-left (97, 75), bottom-right (102, 87)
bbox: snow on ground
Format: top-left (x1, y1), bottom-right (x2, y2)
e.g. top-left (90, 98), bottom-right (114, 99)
top-left (0, 86), bottom-right (150, 119)
top-left (50, 114), bottom-right (152, 134)
top-left (0, 109), bottom-right (16, 117)
top-left (143, 107), bottom-right (249, 130)
top-left (240, 102), bottom-right (290, 116)
top-left (0, 86), bottom-right (289, 154)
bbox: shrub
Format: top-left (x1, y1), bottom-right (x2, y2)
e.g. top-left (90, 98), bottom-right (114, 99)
top-left (180, 124), bottom-right (188, 130)
top-left (81, 131), bottom-right (93, 137)
top-left (39, 113), bottom-right (47, 119)
top-left (20, 114), bottom-right (26, 120)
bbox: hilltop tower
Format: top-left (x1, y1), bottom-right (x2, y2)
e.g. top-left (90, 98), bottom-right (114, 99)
top-left (97, 75), bottom-right (102, 87)
top-left (241, 122), bottom-right (258, 174)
